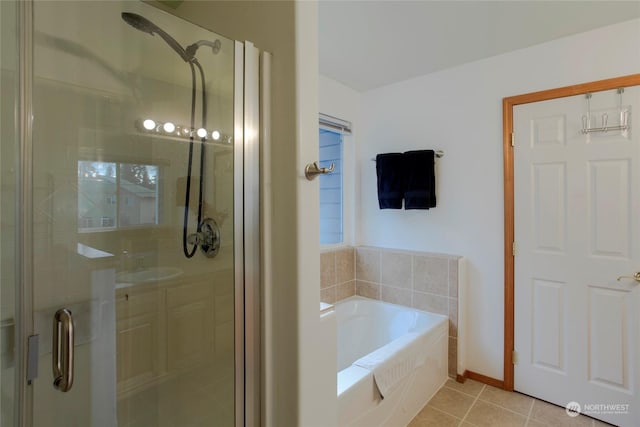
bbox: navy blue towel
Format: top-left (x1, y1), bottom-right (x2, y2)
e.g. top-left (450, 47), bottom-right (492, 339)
top-left (404, 150), bottom-right (436, 209)
top-left (376, 153), bottom-right (405, 209)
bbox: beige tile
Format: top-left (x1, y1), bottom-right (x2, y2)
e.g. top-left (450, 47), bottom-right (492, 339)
top-left (320, 251), bottom-right (335, 288)
top-left (449, 259), bottom-right (459, 298)
top-left (356, 247), bottom-right (380, 282)
top-left (380, 285), bottom-right (412, 307)
top-left (449, 297), bottom-right (458, 337)
top-left (448, 337), bottom-right (457, 377)
top-left (413, 255), bottom-right (449, 296)
top-left (592, 418), bottom-right (616, 427)
top-left (478, 386), bottom-right (533, 416)
top-left (409, 405), bottom-right (461, 427)
top-left (336, 281), bottom-right (355, 301)
top-left (413, 292), bottom-right (448, 315)
top-left (381, 251), bottom-right (412, 288)
top-left (320, 286), bottom-right (336, 304)
top-left (355, 281), bottom-right (380, 299)
top-left (465, 400), bottom-right (527, 426)
top-left (444, 378), bottom-right (485, 397)
top-left (335, 248), bottom-right (355, 283)
top-left (525, 419), bottom-right (548, 427)
top-left (530, 399), bottom-right (593, 427)
top-left (427, 386), bottom-right (474, 419)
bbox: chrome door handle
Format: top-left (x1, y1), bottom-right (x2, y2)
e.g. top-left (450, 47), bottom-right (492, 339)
top-left (52, 308), bottom-right (74, 392)
top-left (616, 272), bottom-right (640, 283)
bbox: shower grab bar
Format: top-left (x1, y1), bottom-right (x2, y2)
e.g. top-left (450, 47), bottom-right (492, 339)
top-left (52, 308), bottom-right (74, 392)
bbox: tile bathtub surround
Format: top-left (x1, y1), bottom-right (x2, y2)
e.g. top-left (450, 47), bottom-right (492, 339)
top-left (319, 245), bottom-right (462, 377)
top-left (354, 246), bottom-right (461, 377)
top-left (320, 247), bottom-right (356, 304)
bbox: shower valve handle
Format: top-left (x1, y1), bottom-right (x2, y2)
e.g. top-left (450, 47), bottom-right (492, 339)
top-left (187, 232), bottom-right (204, 246)
top-left (187, 219), bottom-right (221, 258)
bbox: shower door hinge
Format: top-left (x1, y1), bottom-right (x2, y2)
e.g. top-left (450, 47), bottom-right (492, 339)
top-left (512, 241), bottom-right (517, 257)
top-left (511, 132), bottom-right (515, 147)
top-left (512, 350), bottom-right (518, 365)
top-left (26, 334), bottom-right (39, 384)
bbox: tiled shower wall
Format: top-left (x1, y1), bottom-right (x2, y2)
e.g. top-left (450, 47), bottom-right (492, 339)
top-left (321, 246), bottom-right (461, 377)
top-left (320, 247), bottom-right (356, 303)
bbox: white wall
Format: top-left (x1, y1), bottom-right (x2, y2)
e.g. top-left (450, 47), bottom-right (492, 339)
top-left (319, 75), bottom-right (361, 246)
top-left (295, 3), bottom-right (339, 427)
top-left (357, 19), bottom-right (640, 380)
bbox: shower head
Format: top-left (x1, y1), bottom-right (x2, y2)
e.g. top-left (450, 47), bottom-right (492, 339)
top-left (121, 12), bottom-right (191, 62)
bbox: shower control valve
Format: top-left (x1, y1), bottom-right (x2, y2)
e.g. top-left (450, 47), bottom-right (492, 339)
top-left (187, 218), bottom-right (221, 258)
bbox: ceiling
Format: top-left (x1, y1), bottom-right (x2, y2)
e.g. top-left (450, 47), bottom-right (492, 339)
top-left (319, 1), bottom-right (640, 92)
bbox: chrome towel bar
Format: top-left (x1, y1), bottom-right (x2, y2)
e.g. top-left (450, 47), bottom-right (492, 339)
top-left (371, 150), bottom-right (444, 162)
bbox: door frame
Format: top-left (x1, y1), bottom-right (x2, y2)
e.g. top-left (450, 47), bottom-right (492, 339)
top-left (502, 73), bottom-right (640, 391)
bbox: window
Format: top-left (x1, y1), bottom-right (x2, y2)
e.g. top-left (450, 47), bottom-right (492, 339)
top-left (319, 129), bottom-right (343, 244)
top-left (78, 161), bottom-right (160, 231)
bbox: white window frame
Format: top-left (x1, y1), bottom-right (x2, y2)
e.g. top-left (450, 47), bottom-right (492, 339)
top-left (319, 113), bottom-right (353, 248)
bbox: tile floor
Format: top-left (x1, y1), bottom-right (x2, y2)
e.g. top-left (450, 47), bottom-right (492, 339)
top-left (409, 379), bottom-right (614, 427)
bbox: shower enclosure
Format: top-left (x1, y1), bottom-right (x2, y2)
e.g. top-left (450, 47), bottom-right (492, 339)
top-left (1, 1), bottom-right (261, 426)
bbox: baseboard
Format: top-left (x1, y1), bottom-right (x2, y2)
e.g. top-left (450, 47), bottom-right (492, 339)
top-left (461, 370), bottom-right (505, 389)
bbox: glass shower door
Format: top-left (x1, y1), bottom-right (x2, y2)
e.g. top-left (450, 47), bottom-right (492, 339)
top-left (28, 1), bottom-right (238, 425)
top-left (1, 0), bottom-right (18, 425)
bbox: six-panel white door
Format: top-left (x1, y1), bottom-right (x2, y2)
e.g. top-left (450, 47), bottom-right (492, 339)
top-left (514, 87), bottom-right (640, 426)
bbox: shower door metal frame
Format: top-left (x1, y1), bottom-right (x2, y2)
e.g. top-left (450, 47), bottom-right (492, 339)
top-left (234, 40), bottom-right (246, 427)
top-left (11, 1), bottom-right (262, 425)
top-left (240, 40), bottom-right (261, 427)
top-left (15, 0), bottom-right (34, 425)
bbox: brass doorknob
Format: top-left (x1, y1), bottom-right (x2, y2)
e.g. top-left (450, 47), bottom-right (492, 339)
top-left (616, 272), bottom-right (640, 282)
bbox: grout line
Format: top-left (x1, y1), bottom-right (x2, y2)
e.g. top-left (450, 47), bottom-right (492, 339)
top-left (443, 382), bottom-right (483, 399)
top-left (523, 398), bottom-right (535, 426)
top-left (332, 251), bottom-right (337, 287)
top-left (422, 385), bottom-right (475, 422)
top-left (447, 258), bottom-right (451, 298)
top-left (425, 405), bottom-right (464, 424)
top-left (475, 396), bottom-right (535, 421)
top-left (410, 254), bottom-right (415, 307)
top-left (413, 289), bottom-right (451, 299)
top-left (459, 383), bottom-right (486, 425)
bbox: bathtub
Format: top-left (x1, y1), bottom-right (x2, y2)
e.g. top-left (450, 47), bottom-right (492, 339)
top-left (336, 296), bottom-right (448, 427)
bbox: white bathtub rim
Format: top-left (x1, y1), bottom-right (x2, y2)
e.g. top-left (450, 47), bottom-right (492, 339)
top-left (336, 295), bottom-right (449, 323)
top-left (336, 296), bottom-right (449, 399)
